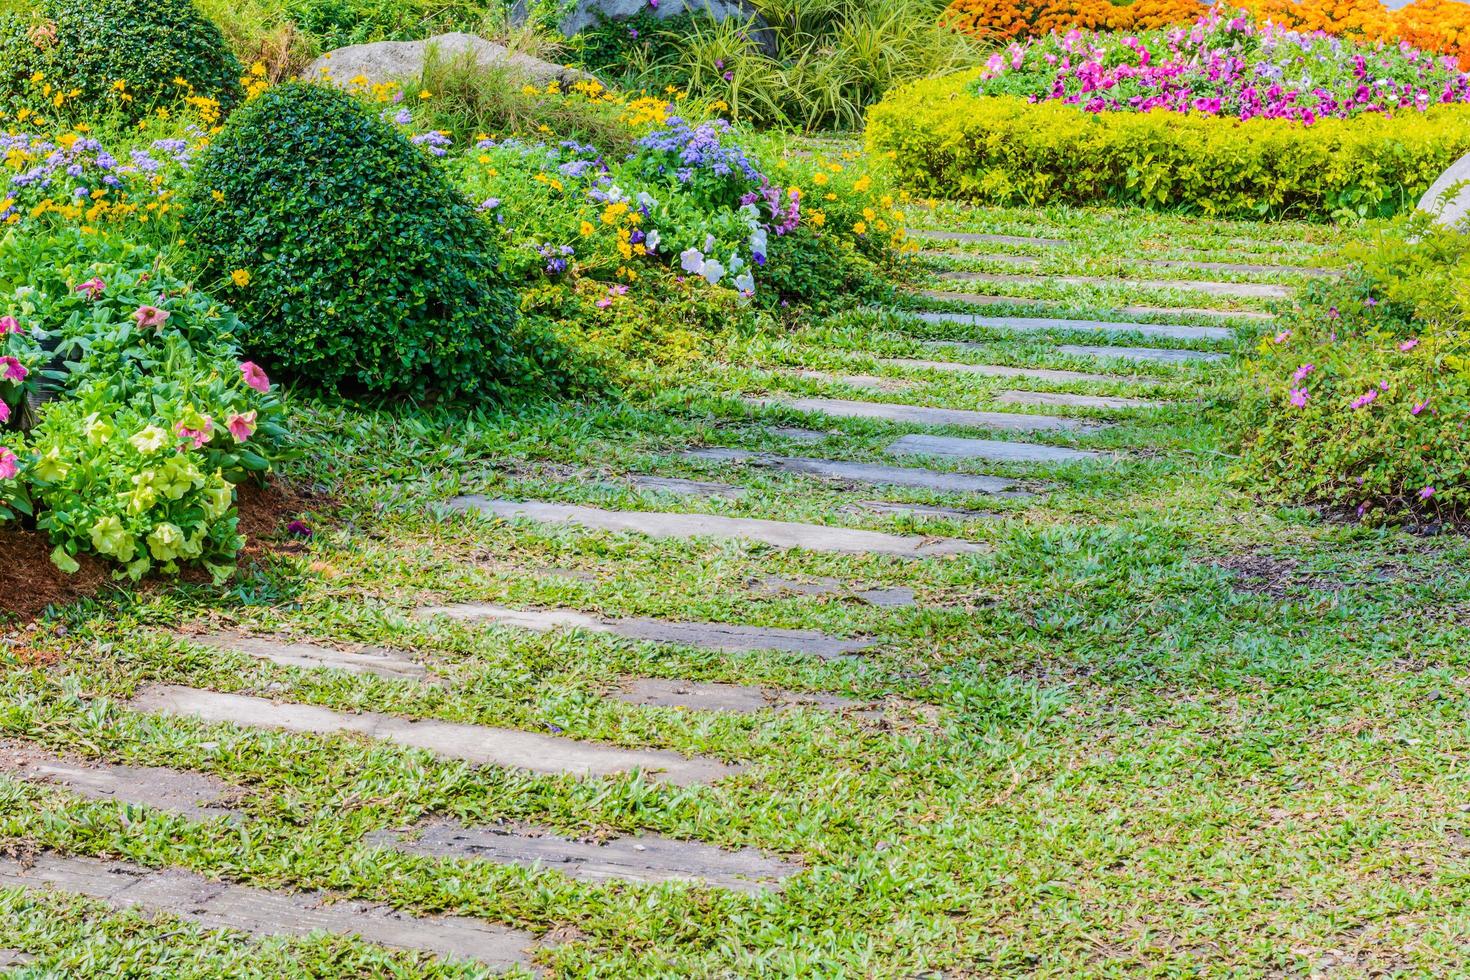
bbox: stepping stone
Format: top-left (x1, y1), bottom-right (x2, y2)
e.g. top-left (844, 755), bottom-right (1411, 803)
top-left (912, 311), bottom-right (1231, 342)
top-left (995, 390), bottom-right (1163, 410)
top-left (684, 448), bottom-right (1021, 495)
top-left (447, 497), bottom-right (985, 558)
top-left (920, 251), bottom-right (1038, 267)
top-left (908, 230), bottom-right (1064, 247)
top-left (186, 632), bottom-right (434, 683)
top-left (885, 358), bottom-right (1128, 385)
top-left (1060, 344), bottom-right (1227, 364)
top-left (0, 950), bottom-right (30, 967)
top-left (416, 604), bottom-right (872, 659)
top-left (769, 426), bottom-right (831, 443)
top-left (628, 475), bottom-right (743, 498)
top-left (0, 743), bottom-right (240, 821)
top-left (847, 501), bottom-right (998, 521)
top-left (611, 678), bottom-right (860, 715)
top-left (0, 853), bottom-right (533, 969)
top-left (1141, 258), bottom-right (1337, 277)
top-left (914, 289), bottom-right (1274, 321)
top-left (130, 685), bottom-right (736, 787)
top-left (746, 575), bottom-right (916, 608)
top-left (794, 370), bottom-right (913, 393)
top-left (938, 270), bottom-right (1291, 300)
top-left (366, 818), bottom-right (800, 893)
top-left (747, 396), bottom-right (1097, 433)
top-left (887, 434), bottom-right (1105, 464)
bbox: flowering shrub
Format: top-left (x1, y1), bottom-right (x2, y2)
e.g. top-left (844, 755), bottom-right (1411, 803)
top-left (182, 82), bottom-right (523, 399)
top-left (944, 0), bottom-right (1205, 40)
top-left (973, 7), bottom-right (1470, 124)
top-left (1235, 216), bottom-right (1470, 519)
top-left (866, 71), bottom-right (1470, 217)
top-left (0, 0), bottom-right (243, 124)
top-left (0, 229), bottom-right (286, 579)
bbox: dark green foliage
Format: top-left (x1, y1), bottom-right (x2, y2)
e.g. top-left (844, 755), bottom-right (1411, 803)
top-left (282, 0), bottom-right (483, 50)
top-left (181, 82), bottom-right (523, 400)
top-left (760, 226), bottom-right (890, 311)
top-left (569, 10), bottom-right (702, 83)
top-left (0, 0), bottom-right (242, 121)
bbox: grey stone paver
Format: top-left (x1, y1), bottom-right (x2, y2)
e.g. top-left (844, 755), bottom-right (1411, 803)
top-left (939, 270), bottom-right (1291, 299)
top-left (746, 574), bottom-right (916, 608)
top-left (416, 603), bottom-right (872, 659)
top-left (0, 950), bottom-right (31, 968)
top-left (683, 448), bottom-right (1022, 495)
top-left (747, 395), bottom-right (1100, 433)
top-left (628, 475), bottom-right (743, 498)
top-left (886, 358), bottom-right (1129, 385)
top-left (188, 632), bottom-right (434, 683)
top-left (0, 854), bottom-right (534, 968)
top-left (1142, 258), bottom-right (1337, 276)
top-left (130, 685), bottom-right (737, 787)
top-left (795, 370), bottom-right (914, 392)
top-left (995, 390), bottom-right (1163, 410)
top-left (847, 501), bottom-right (999, 521)
top-left (912, 311), bottom-right (1232, 342)
top-left (447, 496), bottom-right (985, 558)
top-left (611, 678), bottom-right (860, 716)
top-left (887, 434), bottom-right (1106, 464)
top-left (366, 818), bottom-right (800, 893)
top-left (914, 289), bottom-right (1275, 321)
top-left (0, 742), bottom-right (239, 821)
top-left (908, 230), bottom-right (1065, 247)
top-left (1060, 344), bottom-right (1228, 364)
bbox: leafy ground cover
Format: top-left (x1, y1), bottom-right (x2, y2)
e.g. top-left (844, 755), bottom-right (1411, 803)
top-left (8, 195), bottom-right (1470, 976)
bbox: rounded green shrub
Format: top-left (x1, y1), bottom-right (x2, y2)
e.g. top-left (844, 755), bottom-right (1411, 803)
top-left (180, 82), bottom-right (522, 399)
top-left (0, 0), bottom-right (243, 122)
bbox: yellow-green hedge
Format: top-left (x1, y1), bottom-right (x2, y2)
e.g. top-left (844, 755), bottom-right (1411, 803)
top-left (866, 71), bottom-right (1470, 219)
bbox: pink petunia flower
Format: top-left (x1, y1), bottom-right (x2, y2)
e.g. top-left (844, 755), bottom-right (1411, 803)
top-left (0, 315), bottom-right (19, 335)
top-left (1399, 338), bottom-right (1419, 352)
top-left (174, 416), bottom-right (214, 450)
top-left (240, 361), bottom-right (270, 393)
top-left (0, 446), bottom-right (16, 480)
top-left (75, 277), bottom-right (105, 299)
top-left (227, 410), bottom-right (257, 442)
top-left (0, 356), bottom-right (26, 382)
top-left (133, 305), bottom-right (170, 329)
top-left (0, 401), bottom-right (8, 423)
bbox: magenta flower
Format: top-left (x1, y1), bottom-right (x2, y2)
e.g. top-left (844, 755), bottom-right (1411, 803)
top-left (1412, 400), bottom-right (1429, 416)
top-left (1349, 389), bottom-right (1379, 409)
top-left (1399, 338), bottom-right (1419, 352)
top-left (0, 401), bottom-right (8, 424)
top-left (133, 305), bottom-right (170, 329)
top-left (1292, 363), bottom-right (1315, 382)
top-left (1273, 330), bottom-right (1291, 344)
top-left (1328, 307), bottom-right (1339, 319)
top-left (287, 519), bottom-right (312, 538)
top-left (1289, 388), bottom-right (1309, 407)
top-left (226, 410), bottom-right (257, 443)
top-left (0, 315), bottom-right (19, 335)
top-left (75, 277), bottom-right (105, 300)
top-left (0, 356), bottom-right (26, 382)
top-left (1364, 297), bottom-right (1378, 307)
top-left (1420, 486), bottom-right (1435, 500)
top-left (0, 446), bottom-right (16, 480)
top-left (174, 416), bottom-right (214, 450)
top-left (240, 361), bottom-right (270, 393)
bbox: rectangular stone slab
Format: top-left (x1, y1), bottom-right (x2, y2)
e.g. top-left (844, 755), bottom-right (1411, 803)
top-left (794, 370), bottom-right (913, 392)
top-left (885, 357), bottom-right (1129, 385)
top-left (910, 311), bottom-right (1232, 342)
top-left (938, 270), bottom-right (1291, 299)
top-left (683, 448), bottom-right (1021, 495)
top-left (447, 496), bottom-right (985, 558)
top-left (747, 395), bottom-right (1096, 433)
top-left (908, 230), bottom-right (1065, 247)
top-left (366, 818), bottom-right (800, 894)
top-left (848, 501), bottom-right (998, 521)
top-left (995, 390), bottom-right (1163, 410)
top-left (0, 742), bottom-right (240, 821)
top-left (1059, 344), bottom-right (1228, 364)
top-left (913, 289), bottom-right (1275, 321)
top-left (887, 434), bottom-right (1106, 464)
top-left (417, 604), bottom-right (872, 659)
top-left (745, 574), bottom-right (916, 608)
top-left (612, 678), bottom-right (860, 715)
top-left (0, 950), bottom-right (32, 967)
top-left (129, 685), bottom-right (736, 787)
top-left (0, 854), bottom-right (533, 968)
top-left (187, 632), bottom-right (434, 683)
top-left (1140, 259), bottom-right (1337, 276)
top-left (628, 475), bottom-right (743, 498)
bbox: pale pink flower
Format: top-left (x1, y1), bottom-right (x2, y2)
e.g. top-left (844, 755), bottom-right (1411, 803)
top-left (0, 447), bottom-right (15, 480)
top-left (0, 315), bottom-right (19, 335)
top-left (174, 416), bottom-right (214, 450)
top-left (0, 356), bottom-right (26, 382)
top-left (1420, 486), bottom-right (1435, 501)
top-left (1289, 388), bottom-right (1308, 407)
top-left (240, 361), bottom-right (270, 393)
top-left (1399, 338), bottom-right (1419, 352)
top-left (1349, 389), bottom-right (1379, 409)
top-left (1292, 363), bottom-right (1314, 382)
top-left (133, 305), bottom-right (170, 329)
top-left (75, 277), bottom-right (105, 299)
top-left (1273, 330), bottom-right (1291, 344)
top-left (226, 410), bottom-right (257, 442)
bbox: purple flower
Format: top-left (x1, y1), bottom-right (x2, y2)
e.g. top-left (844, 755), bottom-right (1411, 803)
top-left (1399, 338), bottom-right (1419, 352)
top-left (287, 520), bottom-right (313, 538)
top-left (1289, 388), bottom-right (1308, 407)
top-left (1412, 400), bottom-right (1428, 416)
top-left (1420, 486), bottom-right (1435, 500)
top-left (1292, 363), bottom-right (1314, 381)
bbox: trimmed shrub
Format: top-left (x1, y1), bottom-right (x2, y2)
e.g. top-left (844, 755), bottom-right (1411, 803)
top-left (1234, 217), bottom-right (1470, 521)
top-left (0, 0), bottom-right (243, 122)
top-left (181, 82), bottom-right (522, 399)
top-left (866, 74), bottom-right (1470, 219)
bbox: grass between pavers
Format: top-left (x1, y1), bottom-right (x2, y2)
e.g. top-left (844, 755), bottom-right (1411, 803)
top-left (5, 203), bottom-right (1470, 976)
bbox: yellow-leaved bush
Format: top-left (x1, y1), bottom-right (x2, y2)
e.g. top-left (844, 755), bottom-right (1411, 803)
top-left (866, 72), bottom-right (1470, 219)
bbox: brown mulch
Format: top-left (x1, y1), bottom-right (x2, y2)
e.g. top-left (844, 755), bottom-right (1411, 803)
top-left (1, 477), bottom-right (328, 624)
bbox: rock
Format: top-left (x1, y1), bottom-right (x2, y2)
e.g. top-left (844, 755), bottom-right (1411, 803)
top-left (1417, 151), bottom-right (1470, 229)
top-left (512, 0), bottom-right (778, 55)
top-left (303, 33), bottom-right (588, 90)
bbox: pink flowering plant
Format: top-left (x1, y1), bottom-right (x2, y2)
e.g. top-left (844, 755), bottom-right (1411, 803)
top-left (1235, 214), bottom-right (1470, 520)
top-left (976, 7), bottom-right (1470, 124)
top-left (0, 229), bottom-right (287, 579)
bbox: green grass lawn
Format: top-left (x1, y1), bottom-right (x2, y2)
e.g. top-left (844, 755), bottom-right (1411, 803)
top-left (4, 201), bottom-right (1468, 977)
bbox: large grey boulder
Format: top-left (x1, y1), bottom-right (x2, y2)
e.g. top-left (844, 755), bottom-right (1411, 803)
top-left (303, 33), bottom-right (588, 89)
top-left (1416, 151), bottom-right (1470, 230)
top-left (513, 0), bottom-right (777, 54)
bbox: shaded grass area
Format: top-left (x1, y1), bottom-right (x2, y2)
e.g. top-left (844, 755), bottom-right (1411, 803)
top-left (4, 203), bottom-right (1470, 977)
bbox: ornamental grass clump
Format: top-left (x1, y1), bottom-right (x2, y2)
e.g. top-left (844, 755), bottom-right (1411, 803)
top-left (0, 0), bottom-right (243, 124)
top-left (181, 82), bottom-right (522, 400)
top-left (1235, 216), bottom-right (1470, 521)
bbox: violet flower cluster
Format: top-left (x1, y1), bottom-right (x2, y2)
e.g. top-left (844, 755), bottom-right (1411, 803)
top-left (975, 6), bottom-right (1470, 124)
top-left (2, 133), bottom-right (192, 221)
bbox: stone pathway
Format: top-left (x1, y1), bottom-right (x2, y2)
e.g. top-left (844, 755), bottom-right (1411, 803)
top-left (939, 270), bottom-right (1291, 300)
top-left (683, 448), bottom-right (1023, 494)
top-left (747, 395), bottom-right (1101, 433)
top-left (911, 312), bottom-right (1232, 342)
top-left (915, 288), bottom-right (1275, 321)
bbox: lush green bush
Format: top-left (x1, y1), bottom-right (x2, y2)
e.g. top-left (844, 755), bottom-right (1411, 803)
top-left (1234, 216), bottom-right (1470, 520)
top-left (0, 0), bottom-right (243, 123)
top-left (0, 230), bottom-right (288, 579)
top-left (867, 73), bottom-right (1470, 219)
top-left (182, 82), bottom-right (524, 400)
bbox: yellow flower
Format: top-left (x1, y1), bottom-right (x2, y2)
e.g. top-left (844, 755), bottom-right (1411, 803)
top-left (211, 189), bottom-right (225, 202)
top-left (580, 220), bottom-right (595, 236)
top-left (853, 221), bottom-right (868, 235)
top-left (231, 269), bottom-right (251, 287)
top-left (813, 172), bottom-right (829, 186)
top-left (418, 89), bottom-right (433, 100)
top-left (810, 210), bottom-right (826, 227)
